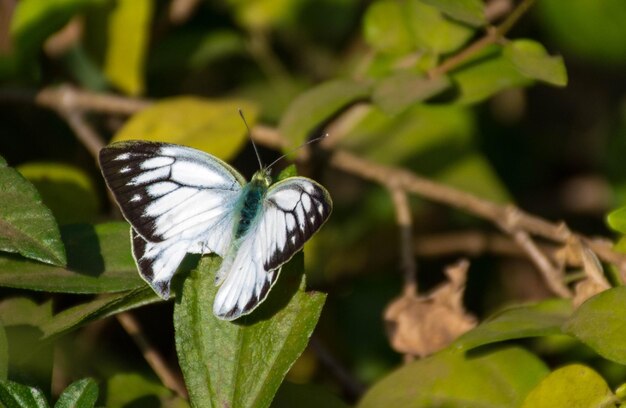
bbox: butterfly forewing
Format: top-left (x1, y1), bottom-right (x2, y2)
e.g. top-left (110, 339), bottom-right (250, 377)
top-left (99, 141), bottom-right (245, 244)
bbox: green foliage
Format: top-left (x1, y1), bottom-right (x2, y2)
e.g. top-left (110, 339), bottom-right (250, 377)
top-left (564, 287), bottom-right (626, 365)
top-left (454, 299), bottom-right (573, 351)
top-left (0, 378), bottom-right (98, 408)
top-left (174, 255), bottom-right (325, 408)
top-left (521, 365), bottom-right (615, 408)
top-left (0, 324), bottom-right (7, 380)
top-left (103, 0), bottom-right (152, 95)
top-left (359, 347), bottom-right (549, 408)
top-left (1, 0), bottom-right (624, 406)
top-left (279, 79), bottom-right (371, 149)
top-left (0, 379), bottom-right (49, 408)
top-left (0, 223), bottom-right (143, 293)
top-left (54, 378), bottom-right (99, 408)
top-left (113, 97), bottom-right (258, 160)
top-left (0, 155), bottom-right (66, 266)
top-left (17, 162), bottom-right (99, 225)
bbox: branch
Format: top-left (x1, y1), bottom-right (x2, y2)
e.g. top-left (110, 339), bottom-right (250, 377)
top-left (414, 231), bottom-right (559, 259)
top-left (116, 313), bottom-right (188, 399)
top-left (429, 0), bottom-right (536, 77)
top-left (12, 84), bottom-right (626, 290)
top-left (389, 188), bottom-right (418, 296)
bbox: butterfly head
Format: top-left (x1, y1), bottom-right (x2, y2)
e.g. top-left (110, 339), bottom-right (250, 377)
top-left (251, 169), bottom-right (272, 188)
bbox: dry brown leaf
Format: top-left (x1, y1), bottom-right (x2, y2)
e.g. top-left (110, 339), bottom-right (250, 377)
top-left (384, 259), bottom-right (477, 358)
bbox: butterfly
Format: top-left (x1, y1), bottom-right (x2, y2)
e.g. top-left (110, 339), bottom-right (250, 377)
top-left (99, 141), bottom-right (332, 320)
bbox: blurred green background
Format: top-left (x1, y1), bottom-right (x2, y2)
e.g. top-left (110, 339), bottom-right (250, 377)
top-left (1, 0), bottom-right (626, 405)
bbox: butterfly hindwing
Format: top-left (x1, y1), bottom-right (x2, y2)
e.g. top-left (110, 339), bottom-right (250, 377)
top-left (213, 177), bottom-right (332, 320)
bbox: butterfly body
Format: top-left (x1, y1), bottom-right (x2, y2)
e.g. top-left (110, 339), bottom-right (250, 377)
top-left (234, 172), bottom-right (270, 240)
top-left (99, 141), bottom-right (332, 320)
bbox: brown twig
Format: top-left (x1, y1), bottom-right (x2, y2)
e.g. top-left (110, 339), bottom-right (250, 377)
top-left (497, 206), bottom-right (571, 297)
top-left (116, 312), bottom-right (188, 399)
top-left (309, 336), bottom-right (365, 401)
top-left (389, 188), bottom-right (417, 296)
top-left (414, 230), bottom-right (559, 259)
top-left (9, 81), bottom-right (626, 293)
top-left (428, 0), bottom-right (536, 78)
top-left (325, 149), bottom-right (626, 283)
top-left (36, 84), bottom-right (151, 115)
top-left (61, 110), bottom-right (105, 158)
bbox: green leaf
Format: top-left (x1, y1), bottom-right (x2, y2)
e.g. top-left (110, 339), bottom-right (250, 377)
top-left (226, 0), bottom-right (301, 30)
top-left (113, 97), bottom-right (257, 161)
top-left (10, 0), bottom-right (102, 62)
top-left (41, 287), bottom-right (160, 340)
top-left (0, 379), bottom-right (49, 408)
top-left (607, 206), bottom-right (626, 234)
top-left (106, 372), bottom-right (176, 408)
top-left (521, 364), bottom-right (614, 408)
top-left (405, 0), bottom-right (473, 54)
top-left (451, 47), bottom-right (532, 105)
top-left (279, 79), bottom-right (371, 149)
top-left (0, 223), bottom-right (143, 294)
top-left (363, 0), bottom-right (473, 55)
top-left (358, 347), bottom-right (549, 408)
top-left (419, 0), bottom-right (485, 26)
top-left (17, 162), bottom-right (99, 225)
top-left (0, 155), bottom-right (66, 266)
top-left (0, 298), bottom-right (53, 328)
top-left (372, 71), bottom-right (451, 114)
top-left (271, 382), bottom-right (348, 408)
top-left (563, 286), bottom-right (626, 364)
top-left (0, 323), bottom-right (7, 380)
top-left (453, 299), bottom-right (573, 351)
top-left (504, 39), bottom-right (568, 87)
top-left (363, 0), bottom-right (414, 54)
top-left (54, 378), bottom-right (98, 408)
top-left (103, 0), bottom-right (153, 95)
top-left (174, 254), bottom-right (326, 408)
top-left (340, 103), bottom-right (474, 166)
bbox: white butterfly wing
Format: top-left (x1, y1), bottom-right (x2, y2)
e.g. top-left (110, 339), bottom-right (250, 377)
top-left (99, 141), bottom-right (245, 298)
top-left (213, 177), bottom-right (332, 320)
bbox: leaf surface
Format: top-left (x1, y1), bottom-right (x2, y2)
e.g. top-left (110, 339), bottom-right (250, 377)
top-left (0, 379), bottom-right (49, 408)
top-left (54, 378), bottom-right (98, 408)
top-left (279, 79), bottom-right (371, 149)
top-left (504, 39), bottom-right (567, 87)
top-left (174, 255), bottom-right (325, 408)
top-left (454, 299), bottom-right (572, 351)
top-left (0, 223), bottom-right (143, 293)
top-left (103, 0), bottom-right (153, 95)
top-left (419, 0), bottom-right (485, 26)
top-left (113, 97), bottom-right (257, 160)
top-left (521, 364), bottom-right (614, 408)
top-left (563, 286), bottom-right (626, 364)
top-left (358, 347), bottom-right (548, 408)
top-left (0, 155), bottom-right (66, 266)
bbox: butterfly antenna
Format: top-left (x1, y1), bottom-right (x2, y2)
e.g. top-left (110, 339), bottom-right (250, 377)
top-left (266, 134), bottom-right (328, 172)
top-left (239, 109), bottom-right (264, 170)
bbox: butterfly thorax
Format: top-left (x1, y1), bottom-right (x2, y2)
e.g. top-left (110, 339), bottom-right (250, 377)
top-left (234, 170), bottom-right (272, 240)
